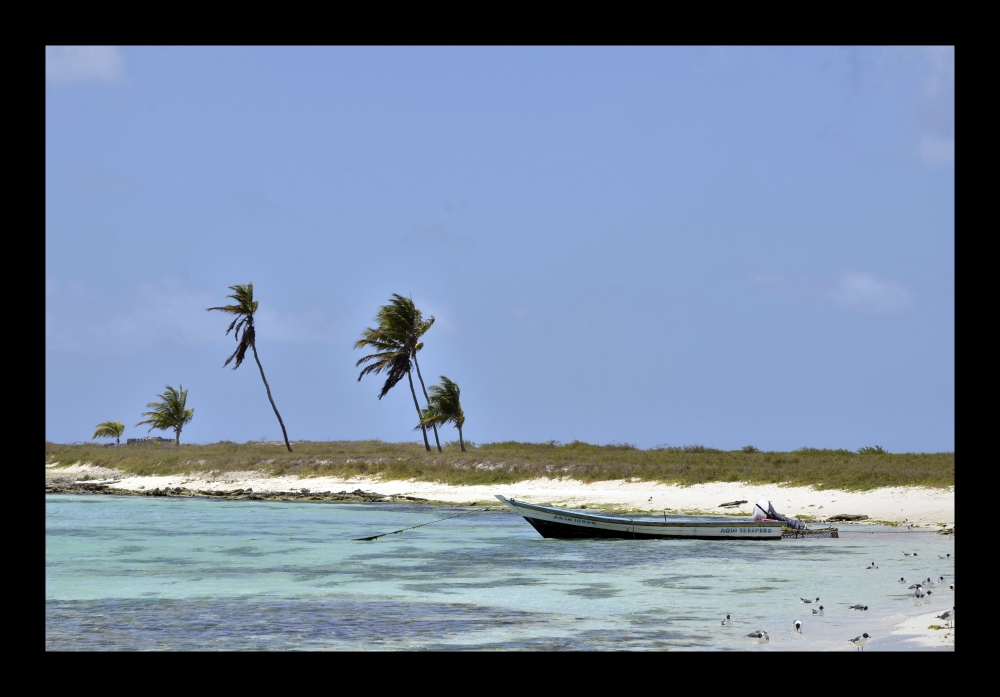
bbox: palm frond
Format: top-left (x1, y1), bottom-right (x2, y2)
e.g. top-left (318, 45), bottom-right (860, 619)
top-left (377, 353), bottom-right (411, 400)
top-left (423, 376), bottom-right (464, 428)
top-left (93, 420), bottom-right (125, 440)
top-left (208, 283), bottom-right (258, 369)
top-left (135, 385), bottom-right (195, 432)
top-left (355, 294), bottom-right (437, 402)
top-left (222, 324), bottom-right (254, 369)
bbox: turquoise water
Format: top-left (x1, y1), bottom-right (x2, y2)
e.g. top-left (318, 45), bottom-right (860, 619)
top-left (46, 494), bottom-right (955, 650)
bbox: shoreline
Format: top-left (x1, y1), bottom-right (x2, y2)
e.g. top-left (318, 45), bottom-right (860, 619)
top-left (46, 463), bottom-right (955, 525)
top-left (46, 463), bottom-right (955, 650)
top-left (891, 608), bottom-right (955, 649)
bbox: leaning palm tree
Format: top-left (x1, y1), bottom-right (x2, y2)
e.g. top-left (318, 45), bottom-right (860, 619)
top-left (93, 420), bottom-right (125, 445)
top-left (355, 294), bottom-right (440, 451)
top-left (135, 385), bottom-right (194, 445)
top-left (417, 376), bottom-right (466, 452)
top-left (411, 339), bottom-right (440, 452)
top-left (207, 283), bottom-right (292, 452)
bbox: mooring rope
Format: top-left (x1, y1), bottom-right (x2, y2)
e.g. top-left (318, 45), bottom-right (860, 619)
top-left (353, 507), bottom-right (499, 541)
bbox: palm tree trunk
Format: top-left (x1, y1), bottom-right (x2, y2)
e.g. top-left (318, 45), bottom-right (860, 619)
top-left (251, 343), bottom-right (293, 452)
top-left (175, 427), bottom-right (180, 446)
top-left (458, 424), bottom-right (466, 452)
top-left (412, 354), bottom-right (442, 452)
top-left (408, 370), bottom-right (431, 451)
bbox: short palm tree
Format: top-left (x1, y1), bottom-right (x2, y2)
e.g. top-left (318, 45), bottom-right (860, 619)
top-left (93, 420), bottom-right (125, 445)
top-left (417, 376), bottom-right (466, 452)
top-left (355, 294), bottom-right (439, 451)
top-left (136, 385), bottom-right (194, 445)
top-left (207, 283), bottom-right (292, 452)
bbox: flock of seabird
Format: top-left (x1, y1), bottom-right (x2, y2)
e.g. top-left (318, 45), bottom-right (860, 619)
top-left (723, 546), bottom-right (954, 649)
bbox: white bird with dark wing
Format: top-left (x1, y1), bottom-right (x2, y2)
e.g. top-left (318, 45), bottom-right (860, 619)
top-left (793, 620), bottom-right (802, 633)
top-left (849, 633), bottom-right (871, 651)
top-left (938, 553), bottom-right (951, 560)
top-left (800, 597), bottom-right (819, 604)
top-left (849, 604), bottom-right (868, 611)
top-left (745, 629), bottom-right (769, 644)
top-left (897, 577), bottom-right (907, 584)
top-left (935, 608), bottom-right (954, 628)
top-left (811, 605), bottom-right (824, 615)
top-left (721, 614), bottom-right (733, 626)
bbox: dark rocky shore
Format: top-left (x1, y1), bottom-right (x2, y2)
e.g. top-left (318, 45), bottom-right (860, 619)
top-left (45, 476), bottom-right (428, 504)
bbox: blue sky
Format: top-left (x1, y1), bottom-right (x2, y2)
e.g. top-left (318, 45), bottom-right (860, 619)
top-left (45, 46), bottom-right (954, 452)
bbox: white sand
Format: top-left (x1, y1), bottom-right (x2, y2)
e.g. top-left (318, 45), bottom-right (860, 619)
top-left (48, 463), bottom-right (954, 525)
top-left (891, 608), bottom-right (955, 649)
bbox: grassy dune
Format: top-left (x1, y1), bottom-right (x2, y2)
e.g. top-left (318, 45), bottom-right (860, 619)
top-left (45, 440), bottom-right (954, 491)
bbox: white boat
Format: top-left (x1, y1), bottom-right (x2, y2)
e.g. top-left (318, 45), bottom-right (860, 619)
top-left (496, 496), bottom-right (786, 540)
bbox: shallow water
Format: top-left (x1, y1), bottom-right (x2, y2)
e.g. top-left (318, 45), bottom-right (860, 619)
top-left (46, 494), bottom-right (955, 650)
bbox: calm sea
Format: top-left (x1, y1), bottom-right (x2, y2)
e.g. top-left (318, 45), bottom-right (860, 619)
top-left (46, 494), bottom-right (954, 650)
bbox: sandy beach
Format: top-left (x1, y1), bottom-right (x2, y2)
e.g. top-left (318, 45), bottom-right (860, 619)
top-left (46, 463), bottom-right (954, 525)
top-left (891, 608), bottom-right (955, 649)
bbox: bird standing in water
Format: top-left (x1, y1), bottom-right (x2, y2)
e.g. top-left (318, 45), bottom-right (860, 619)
top-left (746, 630), bottom-right (769, 644)
top-left (793, 620), bottom-right (802, 633)
top-left (721, 614), bottom-right (733, 626)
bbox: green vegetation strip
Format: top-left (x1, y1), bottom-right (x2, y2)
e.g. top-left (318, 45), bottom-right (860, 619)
top-left (45, 440), bottom-right (954, 491)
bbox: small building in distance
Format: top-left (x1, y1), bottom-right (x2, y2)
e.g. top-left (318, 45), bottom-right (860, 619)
top-left (126, 436), bottom-right (173, 445)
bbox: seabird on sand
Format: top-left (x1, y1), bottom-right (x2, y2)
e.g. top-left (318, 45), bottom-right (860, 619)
top-left (935, 608), bottom-right (954, 628)
top-left (793, 620), bottom-right (802, 633)
top-left (849, 633), bottom-right (871, 651)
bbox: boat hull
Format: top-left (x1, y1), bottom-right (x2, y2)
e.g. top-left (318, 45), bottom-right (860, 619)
top-left (497, 496), bottom-right (784, 540)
